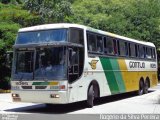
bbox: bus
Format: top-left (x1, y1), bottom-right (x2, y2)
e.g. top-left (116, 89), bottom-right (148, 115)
top-left (11, 23), bottom-right (158, 107)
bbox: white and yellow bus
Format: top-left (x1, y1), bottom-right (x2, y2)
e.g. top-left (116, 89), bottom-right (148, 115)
top-left (11, 23), bottom-right (158, 107)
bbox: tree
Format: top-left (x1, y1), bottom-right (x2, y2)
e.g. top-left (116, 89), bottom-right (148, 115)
top-left (69, 0), bottom-right (160, 48)
top-left (0, 2), bottom-right (42, 89)
top-left (24, 0), bottom-right (72, 23)
top-left (0, 0), bottom-right (22, 4)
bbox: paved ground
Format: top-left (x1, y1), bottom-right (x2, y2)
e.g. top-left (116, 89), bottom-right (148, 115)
top-left (0, 84), bottom-right (160, 115)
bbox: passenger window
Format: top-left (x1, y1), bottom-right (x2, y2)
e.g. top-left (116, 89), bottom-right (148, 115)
top-left (69, 28), bottom-right (84, 44)
top-left (113, 39), bottom-right (117, 55)
top-left (152, 48), bottom-right (156, 59)
top-left (139, 45), bottom-right (145, 58)
top-left (87, 33), bottom-right (96, 52)
top-left (146, 47), bottom-right (152, 59)
top-left (125, 42), bottom-right (128, 56)
top-left (135, 45), bottom-right (139, 57)
top-left (97, 36), bottom-right (103, 53)
top-left (129, 43), bottom-right (136, 57)
top-left (104, 37), bottom-right (114, 55)
top-left (118, 40), bottom-right (127, 56)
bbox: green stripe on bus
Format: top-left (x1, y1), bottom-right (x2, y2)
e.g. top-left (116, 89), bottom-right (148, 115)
top-left (110, 59), bottom-right (126, 92)
top-left (32, 82), bottom-right (49, 85)
top-left (100, 57), bottom-right (119, 94)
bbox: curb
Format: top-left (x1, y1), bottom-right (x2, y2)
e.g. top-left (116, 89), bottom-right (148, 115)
top-left (0, 90), bottom-right (11, 93)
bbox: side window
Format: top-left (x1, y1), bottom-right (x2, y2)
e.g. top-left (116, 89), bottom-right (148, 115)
top-left (97, 36), bottom-right (103, 53)
top-left (135, 44), bottom-right (139, 57)
top-left (69, 28), bottom-right (84, 45)
top-left (146, 47), bottom-right (152, 59)
top-left (118, 40), bottom-right (127, 56)
top-left (104, 37), bottom-right (114, 55)
top-left (152, 48), bottom-right (156, 59)
top-left (129, 43), bottom-right (136, 57)
top-left (139, 45), bottom-right (145, 58)
top-left (125, 42), bottom-right (128, 56)
top-left (87, 33), bottom-right (96, 52)
top-left (87, 32), bottom-right (104, 54)
top-left (113, 39), bottom-right (117, 55)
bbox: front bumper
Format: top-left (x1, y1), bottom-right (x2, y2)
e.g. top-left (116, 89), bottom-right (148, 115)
top-left (12, 90), bottom-right (68, 104)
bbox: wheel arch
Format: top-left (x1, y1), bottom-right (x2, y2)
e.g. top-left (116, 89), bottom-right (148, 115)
top-left (139, 77), bottom-right (145, 85)
top-left (87, 80), bottom-right (100, 98)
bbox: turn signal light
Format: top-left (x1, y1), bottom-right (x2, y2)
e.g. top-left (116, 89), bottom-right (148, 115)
top-left (59, 85), bottom-right (65, 90)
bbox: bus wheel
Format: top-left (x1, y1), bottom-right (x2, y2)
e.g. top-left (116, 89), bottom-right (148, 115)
top-left (138, 80), bottom-right (144, 95)
top-left (143, 80), bottom-right (149, 94)
top-left (87, 85), bottom-right (94, 108)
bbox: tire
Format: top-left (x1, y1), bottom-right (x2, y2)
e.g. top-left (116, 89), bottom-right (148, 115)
top-left (138, 80), bottom-right (144, 95)
top-left (45, 104), bottom-right (54, 108)
top-left (87, 85), bottom-right (94, 108)
top-left (143, 80), bottom-right (149, 94)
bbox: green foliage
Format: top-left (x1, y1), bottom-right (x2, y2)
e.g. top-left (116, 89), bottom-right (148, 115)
top-left (70, 0), bottom-right (160, 48)
top-left (0, 22), bottom-right (20, 48)
top-left (0, 2), bottom-right (42, 89)
top-left (0, 0), bottom-right (22, 4)
top-left (24, 0), bottom-right (72, 23)
top-left (0, 22), bottom-right (19, 88)
top-left (0, 3), bottom-right (42, 26)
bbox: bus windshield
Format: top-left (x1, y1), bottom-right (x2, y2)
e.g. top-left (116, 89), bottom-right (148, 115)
top-left (16, 29), bottom-right (67, 44)
top-left (13, 47), bottom-right (67, 81)
top-left (14, 51), bottom-right (34, 80)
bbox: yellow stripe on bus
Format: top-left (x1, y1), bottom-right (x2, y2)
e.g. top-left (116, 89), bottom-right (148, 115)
top-left (117, 59), bottom-right (132, 92)
top-left (49, 82), bottom-right (59, 85)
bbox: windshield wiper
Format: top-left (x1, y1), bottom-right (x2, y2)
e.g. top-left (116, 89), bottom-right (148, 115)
top-left (40, 67), bottom-right (48, 82)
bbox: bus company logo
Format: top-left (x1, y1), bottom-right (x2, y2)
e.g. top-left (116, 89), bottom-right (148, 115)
top-left (89, 60), bottom-right (99, 70)
top-left (16, 81), bottom-right (28, 86)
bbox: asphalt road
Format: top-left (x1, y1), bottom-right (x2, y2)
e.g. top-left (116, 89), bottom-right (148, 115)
top-left (0, 85), bottom-right (160, 119)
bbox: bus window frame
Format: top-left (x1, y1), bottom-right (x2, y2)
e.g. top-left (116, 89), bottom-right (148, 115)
top-left (69, 27), bottom-right (84, 45)
top-left (117, 40), bottom-right (128, 57)
top-left (104, 36), bottom-right (115, 56)
top-left (146, 47), bottom-right (152, 59)
top-left (139, 45), bottom-right (145, 59)
top-left (129, 43), bottom-right (137, 58)
top-left (152, 48), bottom-right (156, 59)
top-left (87, 32), bottom-right (97, 53)
top-left (86, 32), bottom-right (156, 62)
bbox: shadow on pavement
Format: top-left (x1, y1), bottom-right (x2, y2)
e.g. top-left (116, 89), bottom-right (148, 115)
top-left (5, 90), bottom-right (154, 114)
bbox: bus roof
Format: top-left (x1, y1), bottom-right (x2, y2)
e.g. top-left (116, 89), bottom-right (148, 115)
top-left (19, 23), bottom-right (155, 47)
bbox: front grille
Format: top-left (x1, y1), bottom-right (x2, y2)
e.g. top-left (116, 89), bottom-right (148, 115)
top-left (21, 86), bottom-right (32, 89)
top-left (35, 86), bottom-right (47, 89)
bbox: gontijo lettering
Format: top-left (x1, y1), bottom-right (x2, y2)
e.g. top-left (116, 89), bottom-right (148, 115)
top-left (129, 61), bottom-right (145, 68)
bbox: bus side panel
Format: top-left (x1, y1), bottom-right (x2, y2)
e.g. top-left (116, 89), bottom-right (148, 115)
top-left (99, 58), bottom-right (158, 95)
top-left (69, 57), bottom-right (158, 103)
top-left (118, 59), bottom-right (158, 92)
